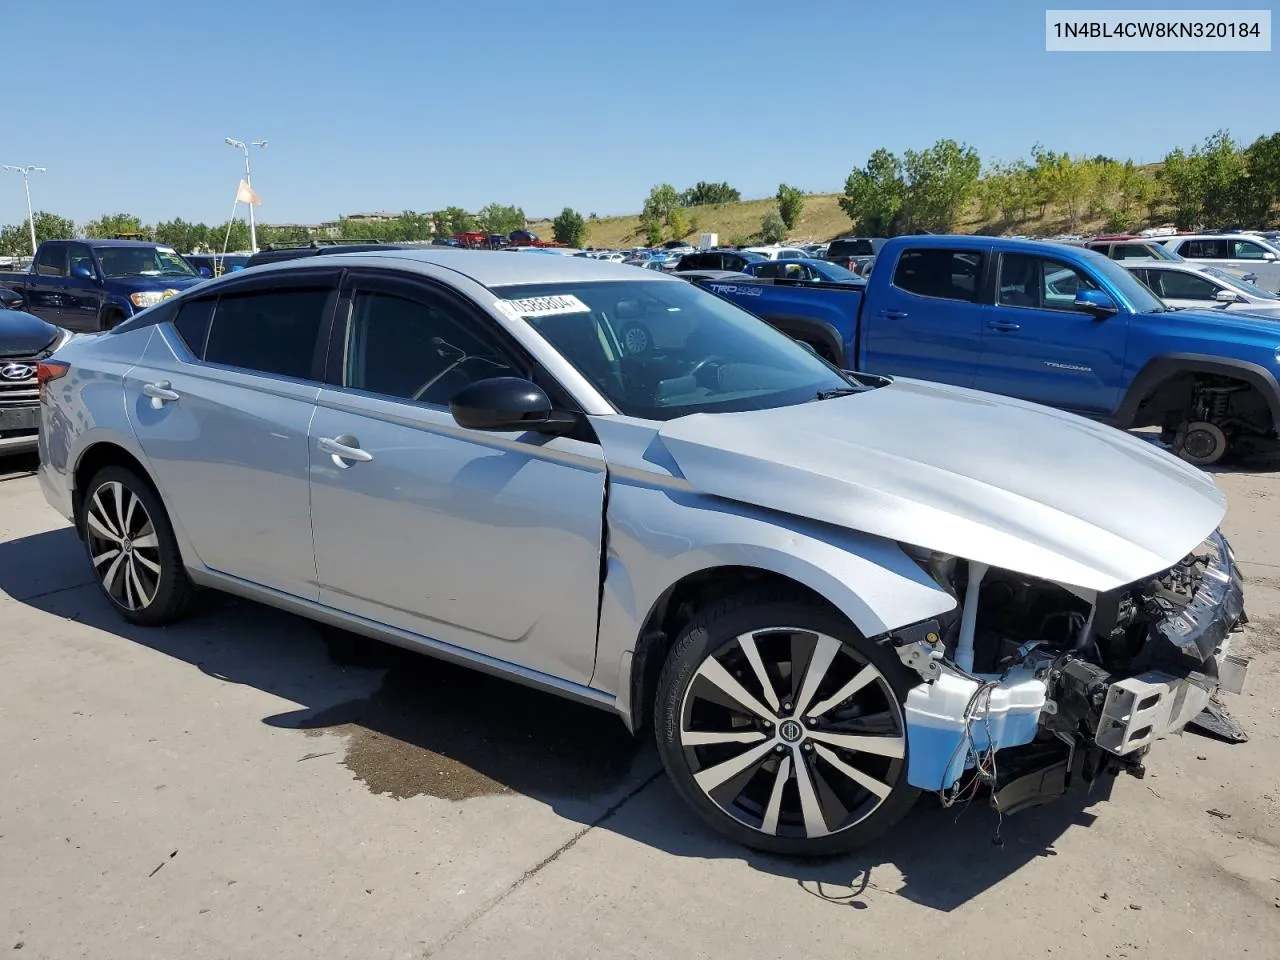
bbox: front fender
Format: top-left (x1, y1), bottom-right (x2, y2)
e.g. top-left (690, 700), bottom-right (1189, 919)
top-left (594, 477), bottom-right (957, 727)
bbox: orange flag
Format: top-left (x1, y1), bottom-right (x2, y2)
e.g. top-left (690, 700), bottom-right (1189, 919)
top-left (235, 179), bottom-right (262, 205)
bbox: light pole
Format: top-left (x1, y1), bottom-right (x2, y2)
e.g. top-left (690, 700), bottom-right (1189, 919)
top-left (2, 164), bottom-right (47, 257)
top-left (224, 137), bottom-right (267, 251)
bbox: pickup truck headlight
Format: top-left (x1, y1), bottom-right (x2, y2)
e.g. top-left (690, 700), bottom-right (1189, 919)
top-left (130, 291), bottom-right (166, 308)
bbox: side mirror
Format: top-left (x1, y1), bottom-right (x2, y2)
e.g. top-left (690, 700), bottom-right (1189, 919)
top-left (1215, 288), bottom-right (1242, 303)
top-left (197, 267), bottom-right (212, 278)
top-left (1074, 288), bottom-right (1118, 316)
top-left (1263, 251), bottom-right (1278, 262)
top-left (70, 263), bottom-right (94, 281)
top-left (450, 377), bottom-right (573, 434)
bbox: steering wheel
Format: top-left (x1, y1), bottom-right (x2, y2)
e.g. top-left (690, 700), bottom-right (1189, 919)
top-left (687, 355), bottom-right (725, 388)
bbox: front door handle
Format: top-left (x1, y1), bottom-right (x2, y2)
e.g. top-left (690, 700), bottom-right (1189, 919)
top-left (142, 380), bottom-right (180, 404)
top-left (318, 435), bottom-right (374, 467)
top-left (986, 320), bottom-right (1022, 332)
top-left (881, 309), bottom-right (909, 319)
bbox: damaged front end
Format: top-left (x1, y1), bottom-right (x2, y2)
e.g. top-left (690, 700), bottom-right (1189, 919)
top-left (890, 531), bottom-right (1247, 813)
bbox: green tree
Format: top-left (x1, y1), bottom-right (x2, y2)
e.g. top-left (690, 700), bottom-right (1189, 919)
top-left (154, 218), bottom-right (211, 253)
top-left (1158, 146), bottom-right (1203, 228)
top-left (901, 139), bottom-right (981, 233)
top-left (759, 208), bottom-right (785, 244)
top-left (477, 203), bottom-right (526, 236)
top-left (257, 224), bottom-right (312, 247)
top-left (840, 148), bottom-right (906, 235)
top-left (1242, 132), bottom-right (1280, 225)
top-left (667, 206), bottom-right (690, 241)
top-left (398, 210), bottom-right (435, 241)
top-left (679, 181), bottom-right (741, 206)
top-left (212, 218), bottom-right (252, 253)
top-left (1198, 130), bottom-right (1248, 225)
top-left (552, 207), bottom-right (587, 247)
top-left (431, 206), bottom-right (476, 238)
top-left (84, 212), bottom-right (150, 239)
top-left (0, 211), bottom-right (77, 255)
top-left (641, 216), bottom-right (663, 247)
top-left (775, 183), bottom-right (804, 231)
top-left (1031, 145), bottom-right (1094, 232)
top-left (642, 184), bottom-right (680, 224)
top-left (339, 218), bottom-right (394, 241)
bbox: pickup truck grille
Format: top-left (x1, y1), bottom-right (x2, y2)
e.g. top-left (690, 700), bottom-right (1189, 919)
top-left (0, 358), bottom-right (39, 408)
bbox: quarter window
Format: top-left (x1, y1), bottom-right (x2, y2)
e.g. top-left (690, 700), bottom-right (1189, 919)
top-left (173, 298), bottom-right (215, 355)
top-left (203, 287), bottom-right (331, 379)
top-left (892, 249), bottom-right (984, 302)
top-left (34, 244), bottom-right (67, 277)
top-left (343, 290), bottom-right (518, 406)
top-left (998, 254), bottom-right (1100, 311)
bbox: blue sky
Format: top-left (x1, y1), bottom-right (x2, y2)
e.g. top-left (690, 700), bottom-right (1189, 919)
top-left (4, 0), bottom-right (1276, 227)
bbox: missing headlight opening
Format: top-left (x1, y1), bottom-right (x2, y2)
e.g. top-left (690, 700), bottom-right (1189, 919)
top-left (892, 533), bottom-right (1246, 815)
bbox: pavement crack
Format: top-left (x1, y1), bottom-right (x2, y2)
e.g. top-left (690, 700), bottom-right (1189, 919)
top-left (6, 580), bottom-right (97, 604)
top-left (422, 768), bottom-right (664, 958)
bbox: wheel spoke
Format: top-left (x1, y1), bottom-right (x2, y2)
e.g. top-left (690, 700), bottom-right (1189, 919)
top-left (694, 657), bottom-right (774, 722)
top-left (793, 753), bottom-right (831, 838)
top-left (91, 547), bottom-right (121, 568)
top-left (108, 482), bottom-right (128, 539)
top-left (133, 551), bottom-right (161, 575)
top-left (805, 664), bottom-right (879, 719)
top-left (792, 633), bottom-right (841, 719)
top-left (760, 755), bottom-right (791, 835)
top-left (123, 490), bottom-right (139, 537)
top-left (88, 493), bottom-right (120, 540)
top-left (132, 527), bottom-right (158, 551)
top-left (737, 632), bottom-right (781, 712)
top-left (808, 728), bottom-right (906, 759)
top-left (101, 552), bottom-right (126, 596)
top-left (127, 560), bottom-right (152, 608)
top-left (812, 743), bottom-right (893, 799)
top-left (693, 739), bottom-right (775, 792)
top-left (682, 730), bottom-right (768, 747)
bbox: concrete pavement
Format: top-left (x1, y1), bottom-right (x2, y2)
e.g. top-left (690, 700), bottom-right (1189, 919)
top-left (1, 451), bottom-right (1277, 960)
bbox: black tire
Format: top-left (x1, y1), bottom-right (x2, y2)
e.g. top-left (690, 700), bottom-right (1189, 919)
top-left (654, 587), bottom-right (919, 856)
top-left (1172, 420), bottom-right (1229, 466)
top-left (101, 310), bottom-right (126, 331)
top-left (79, 465), bottom-right (195, 625)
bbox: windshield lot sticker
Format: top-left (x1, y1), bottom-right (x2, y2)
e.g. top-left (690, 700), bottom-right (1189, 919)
top-left (497, 294), bottom-right (592, 317)
top-left (707, 284), bottom-right (762, 297)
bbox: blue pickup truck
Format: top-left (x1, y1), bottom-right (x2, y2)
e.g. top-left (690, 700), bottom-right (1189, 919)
top-left (0, 239), bottom-right (206, 332)
top-left (696, 235), bottom-right (1280, 465)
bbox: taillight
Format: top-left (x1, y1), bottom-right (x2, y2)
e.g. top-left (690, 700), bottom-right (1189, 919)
top-left (36, 361), bottom-right (69, 402)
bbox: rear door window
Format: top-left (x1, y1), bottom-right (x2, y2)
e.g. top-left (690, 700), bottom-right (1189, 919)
top-left (1181, 238), bottom-right (1229, 259)
top-left (1112, 243), bottom-right (1155, 260)
top-left (203, 287), bottom-right (332, 379)
top-left (892, 248), bottom-right (984, 302)
top-left (1154, 270), bottom-right (1219, 300)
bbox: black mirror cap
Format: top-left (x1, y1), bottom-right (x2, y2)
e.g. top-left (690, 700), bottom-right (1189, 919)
top-left (450, 377), bottom-right (555, 432)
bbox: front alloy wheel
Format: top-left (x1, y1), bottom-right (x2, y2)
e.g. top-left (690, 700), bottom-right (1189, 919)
top-left (656, 593), bottom-right (917, 855)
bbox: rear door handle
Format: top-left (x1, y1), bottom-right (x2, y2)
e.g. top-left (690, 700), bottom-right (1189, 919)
top-left (142, 380), bottom-right (180, 403)
top-left (880, 309), bottom-right (909, 319)
top-left (986, 320), bottom-right (1022, 332)
top-left (318, 435), bottom-right (374, 467)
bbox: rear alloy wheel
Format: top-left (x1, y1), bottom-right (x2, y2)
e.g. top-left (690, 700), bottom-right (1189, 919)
top-left (655, 594), bottom-right (917, 856)
top-left (1173, 420), bottom-right (1229, 466)
top-left (619, 322), bottom-right (652, 356)
top-left (81, 466), bottom-right (194, 625)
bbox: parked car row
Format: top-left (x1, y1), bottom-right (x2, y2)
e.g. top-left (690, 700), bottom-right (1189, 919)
top-left (31, 245), bottom-right (1248, 857)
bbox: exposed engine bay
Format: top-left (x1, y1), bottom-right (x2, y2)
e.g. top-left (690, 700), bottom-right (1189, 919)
top-left (890, 531), bottom-right (1247, 813)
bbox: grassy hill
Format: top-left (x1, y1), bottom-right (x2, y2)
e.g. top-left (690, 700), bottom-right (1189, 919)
top-left (526, 191), bottom-right (1151, 250)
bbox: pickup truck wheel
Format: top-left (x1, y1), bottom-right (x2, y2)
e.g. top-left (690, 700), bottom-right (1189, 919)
top-left (79, 465), bottom-right (195, 625)
top-left (654, 590), bottom-right (917, 856)
top-left (1173, 420), bottom-right (1229, 466)
top-left (101, 310), bottom-right (126, 331)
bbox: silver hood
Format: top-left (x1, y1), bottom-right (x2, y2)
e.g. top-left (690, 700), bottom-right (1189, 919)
top-left (657, 378), bottom-right (1226, 591)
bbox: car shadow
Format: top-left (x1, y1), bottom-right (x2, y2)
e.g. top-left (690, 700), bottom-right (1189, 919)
top-left (1, 525), bottom-right (1112, 912)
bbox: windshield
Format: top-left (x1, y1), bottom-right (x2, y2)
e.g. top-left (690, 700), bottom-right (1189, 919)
top-left (1206, 266), bottom-right (1280, 300)
top-left (95, 246), bottom-right (197, 279)
top-left (806, 260), bottom-right (860, 282)
top-left (492, 280), bottom-right (854, 420)
top-left (1087, 254), bottom-right (1166, 313)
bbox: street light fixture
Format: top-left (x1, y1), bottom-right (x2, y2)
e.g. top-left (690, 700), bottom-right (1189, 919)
top-left (224, 137), bottom-right (267, 251)
top-left (2, 164), bottom-right (47, 257)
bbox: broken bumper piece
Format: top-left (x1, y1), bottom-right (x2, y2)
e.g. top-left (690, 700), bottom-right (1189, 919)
top-left (895, 530), bottom-right (1247, 798)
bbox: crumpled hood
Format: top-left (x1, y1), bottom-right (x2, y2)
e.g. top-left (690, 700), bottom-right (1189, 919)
top-left (658, 379), bottom-right (1225, 591)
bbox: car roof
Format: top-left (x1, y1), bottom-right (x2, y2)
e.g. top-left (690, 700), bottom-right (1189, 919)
top-left (234, 248), bottom-right (680, 287)
top-left (79, 239), bottom-right (170, 248)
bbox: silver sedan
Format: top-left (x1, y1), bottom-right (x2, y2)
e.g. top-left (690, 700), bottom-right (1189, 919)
top-left (1125, 261), bottom-right (1280, 319)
